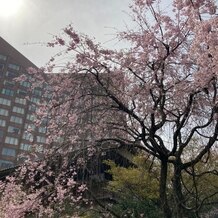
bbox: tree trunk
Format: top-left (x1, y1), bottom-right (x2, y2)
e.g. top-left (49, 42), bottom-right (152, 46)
top-left (160, 160), bottom-right (172, 218)
top-left (172, 163), bottom-right (186, 218)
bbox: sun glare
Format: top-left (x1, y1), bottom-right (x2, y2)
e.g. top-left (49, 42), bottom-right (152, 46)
top-left (0, 0), bottom-right (23, 17)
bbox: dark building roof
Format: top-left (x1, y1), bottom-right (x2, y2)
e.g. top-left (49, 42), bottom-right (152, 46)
top-left (0, 37), bottom-right (37, 69)
top-left (0, 165), bottom-right (18, 180)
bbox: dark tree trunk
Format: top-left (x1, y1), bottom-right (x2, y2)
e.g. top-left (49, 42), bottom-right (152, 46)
top-left (172, 163), bottom-right (187, 218)
top-left (160, 160), bottom-right (172, 218)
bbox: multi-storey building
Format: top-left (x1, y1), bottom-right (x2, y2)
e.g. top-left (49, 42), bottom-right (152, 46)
top-left (0, 38), bottom-right (134, 206)
top-left (0, 37), bottom-right (46, 169)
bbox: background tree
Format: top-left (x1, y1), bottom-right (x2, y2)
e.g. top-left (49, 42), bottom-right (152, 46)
top-left (178, 140), bottom-right (218, 217)
top-left (104, 155), bottom-right (160, 218)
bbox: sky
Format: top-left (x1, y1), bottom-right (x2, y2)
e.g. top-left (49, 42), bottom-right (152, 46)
top-left (0, 0), bottom-right (131, 67)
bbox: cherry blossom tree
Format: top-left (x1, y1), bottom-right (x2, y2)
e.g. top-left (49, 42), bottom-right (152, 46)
top-left (1, 0), bottom-right (218, 217)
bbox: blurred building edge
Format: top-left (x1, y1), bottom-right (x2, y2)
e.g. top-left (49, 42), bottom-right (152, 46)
top-left (0, 36), bottom-right (47, 170)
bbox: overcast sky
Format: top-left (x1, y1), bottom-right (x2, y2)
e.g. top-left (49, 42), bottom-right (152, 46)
top-left (0, 0), bottom-right (131, 67)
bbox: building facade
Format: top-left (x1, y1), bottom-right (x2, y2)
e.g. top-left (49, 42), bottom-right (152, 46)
top-left (0, 37), bottom-right (46, 169)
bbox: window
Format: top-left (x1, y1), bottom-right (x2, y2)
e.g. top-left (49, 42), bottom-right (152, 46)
top-left (41, 118), bottom-right (48, 126)
top-left (20, 143), bottom-right (32, 151)
top-left (15, 97), bottom-right (26, 105)
top-left (2, 147), bottom-right (16, 157)
top-left (29, 105), bottom-right (37, 112)
top-left (0, 160), bottom-right (14, 168)
top-left (0, 54), bottom-right (7, 61)
top-left (6, 71), bottom-right (18, 78)
top-left (20, 81), bottom-right (31, 88)
top-left (12, 106), bottom-right (24, 114)
top-left (30, 97), bottom-right (40, 104)
top-left (0, 119), bottom-right (6, 127)
top-left (36, 145), bottom-right (44, 152)
top-left (8, 126), bottom-right (20, 134)
top-left (8, 63), bottom-right (20, 71)
top-left (36, 136), bottom-right (46, 144)
top-left (5, 136), bottom-right (18, 145)
top-left (4, 80), bottom-right (15, 87)
top-left (17, 89), bottom-right (27, 96)
top-left (0, 63), bottom-right (4, 70)
top-left (27, 114), bottom-right (36, 121)
top-left (25, 123), bottom-right (36, 131)
top-left (38, 126), bottom-right (47, 134)
top-left (0, 98), bottom-right (11, 106)
top-left (1, 88), bottom-right (14, 96)
top-left (22, 132), bottom-right (33, 142)
top-left (32, 89), bottom-right (42, 97)
top-left (0, 108), bottom-right (8, 116)
top-left (10, 116), bottom-right (23, 124)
